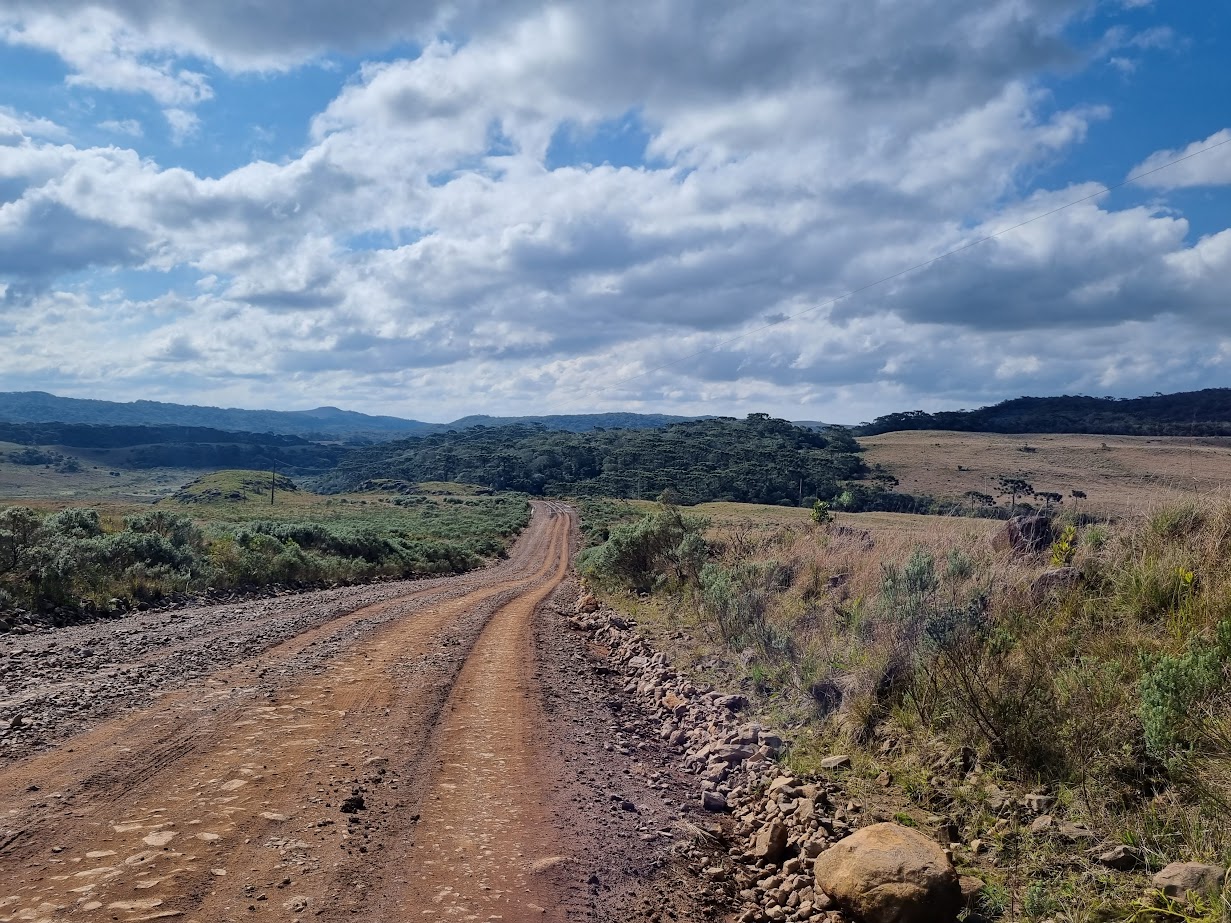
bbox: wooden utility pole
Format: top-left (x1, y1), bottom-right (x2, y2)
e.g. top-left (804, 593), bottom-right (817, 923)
top-left (270, 466), bottom-right (276, 506)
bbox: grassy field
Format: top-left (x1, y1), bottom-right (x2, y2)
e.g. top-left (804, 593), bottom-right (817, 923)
top-left (687, 500), bottom-right (1000, 537)
top-left (0, 441), bottom-right (197, 503)
top-left (0, 470), bottom-right (531, 618)
top-left (861, 430), bottom-right (1231, 516)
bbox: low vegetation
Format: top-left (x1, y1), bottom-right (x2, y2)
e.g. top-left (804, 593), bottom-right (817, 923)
top-left (0, 470), bottom-right (529, 619)
top-left (580, 498), bottom-right (1231, 920)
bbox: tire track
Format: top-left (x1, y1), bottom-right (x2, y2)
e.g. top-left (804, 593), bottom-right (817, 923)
top-left (0, 502), bottom-right (574, 923)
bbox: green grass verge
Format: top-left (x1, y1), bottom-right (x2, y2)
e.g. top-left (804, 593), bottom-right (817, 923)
top-left (0, 470), bottom-right (530, 618)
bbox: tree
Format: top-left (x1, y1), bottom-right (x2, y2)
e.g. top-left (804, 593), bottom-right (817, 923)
top-left (0, 506), bottom-right (43, 577)
top-left (963, 490), bottom-right (995, 516)
top-left (1070, 489), bottom-right (1087, 510)
top-left (1036, 491), bottom-right (1063, 511)
top-left (811, 499), bottom-right (833, 524)
top-left (996, 477), bottom-right (1034, 512)
top-left (657, 487), bottom-right (682, 507)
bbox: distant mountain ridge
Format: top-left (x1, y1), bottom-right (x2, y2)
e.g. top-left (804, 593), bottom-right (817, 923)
top-left (0, 392), bottom-right (712, 440)
top-left (0, 421), bottom-right (346, 472)
top-left (448, 412), bottom-right (705, 431)
top-left (857, 389), bottom-right (1231, 436)
top-left (0, 391), bottom-right (434, 440)
top-left (9, 388), bottom-right (1229, 442)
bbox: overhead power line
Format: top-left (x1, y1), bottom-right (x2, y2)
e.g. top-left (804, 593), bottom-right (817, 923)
top-left (553, 132), bottom-right (1231, 409)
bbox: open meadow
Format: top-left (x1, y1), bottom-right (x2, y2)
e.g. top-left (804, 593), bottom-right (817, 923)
top-left (861, 430), bottom-right (1231, 516)
top-left (0, 440), bottom-right (198, 504)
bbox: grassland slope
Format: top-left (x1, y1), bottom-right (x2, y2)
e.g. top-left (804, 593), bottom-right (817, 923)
top-left (858, 388), bottom-right (1231, 436)
top-left (861, 430), bottom-right (1231, 516)
top-left (579, 497), bottom-right (1231, 920)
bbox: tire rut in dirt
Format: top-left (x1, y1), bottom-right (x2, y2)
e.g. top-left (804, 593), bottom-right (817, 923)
top-left (0, 502), bottom-right (571, 922)
top-left (342, 503), bottom-right (576, 921)
top-left (1, 505), bottom-right (558, 766)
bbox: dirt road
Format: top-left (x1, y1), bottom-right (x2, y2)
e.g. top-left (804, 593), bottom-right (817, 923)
top-left (0, 500), bottom-right (589, 922)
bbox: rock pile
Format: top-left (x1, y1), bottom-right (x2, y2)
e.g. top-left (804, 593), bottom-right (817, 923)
top-left (568, 598), bottom-right (965, 923)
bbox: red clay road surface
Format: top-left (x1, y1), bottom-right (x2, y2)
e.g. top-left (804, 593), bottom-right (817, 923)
top-left (0, 500), bottom-right (579, 923)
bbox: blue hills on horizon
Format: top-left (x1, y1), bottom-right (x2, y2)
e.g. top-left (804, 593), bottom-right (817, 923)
top-left (0, 391), bottom-right (730, 440)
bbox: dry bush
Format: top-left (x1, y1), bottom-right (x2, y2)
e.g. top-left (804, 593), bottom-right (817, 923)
top-left (688, 500), bottom-right (1231, 860)
top-left (581, 497), bottom-right (1231, 921)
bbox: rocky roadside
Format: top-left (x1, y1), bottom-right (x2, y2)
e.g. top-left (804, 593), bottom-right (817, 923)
top-left (533, 576), bottom-right (732, 922)
top-left (563, 593), bottom-right (871, 923)
top-left (560, 591), bottom-right (1231, 923)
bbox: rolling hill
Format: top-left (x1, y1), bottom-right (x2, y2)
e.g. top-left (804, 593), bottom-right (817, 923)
top-left (856, 389), bottom-right (1231, 436)
top-left (0, 392), bottom-right (435, 441)
top-left (0, 393), bottom-right (710, 440)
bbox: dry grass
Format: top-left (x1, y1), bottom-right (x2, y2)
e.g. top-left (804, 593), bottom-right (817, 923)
top-left (693, 500), bottom-right (999, 538)
top-left (861, 430), bottom-right (1231, 517)
top-left (696, 506), bottom-right (1008, 628)
top-left (582, 493), bottom-right (1231, 921)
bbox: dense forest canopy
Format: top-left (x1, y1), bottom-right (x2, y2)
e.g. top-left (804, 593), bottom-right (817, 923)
top-left (317, 415), bottom-right (868, 506)
top-left (857, 389), bottom-right (1231, 436)
top-left (446, 412), bottom-right (704, 431)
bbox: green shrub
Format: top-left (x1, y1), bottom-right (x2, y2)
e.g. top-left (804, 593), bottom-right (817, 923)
top-left (1140, 619), bottom-right (1231, 761)
top-left (1050, 524), bottom-right (1077, 566)
top-left (578, 509), bottom-right (708, 593)
top-left (46, 508), bottom-right (103, 539)
top-left (699, 562), bottom-right (795, 655)
top-left (0, 493), bottom-right (527, 614)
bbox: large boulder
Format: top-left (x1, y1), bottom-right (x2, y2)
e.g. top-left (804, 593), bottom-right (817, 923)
top-left (1153, 862), bottom-right (1226, 900)
top-left (992, 514), bottom-right (1052, 557)
top-left (813, 822), bottom-right (961, 923)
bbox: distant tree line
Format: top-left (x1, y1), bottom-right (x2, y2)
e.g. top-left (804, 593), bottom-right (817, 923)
top-left (318, 415), bottom-right (877, 507)
top-left (857, 389), bottom-right (1231, 436)
top-left (0, 422), bottom-right (347, 473)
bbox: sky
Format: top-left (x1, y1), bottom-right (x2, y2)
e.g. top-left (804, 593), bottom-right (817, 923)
top-left (0, 1), bottom-right (1229, 425)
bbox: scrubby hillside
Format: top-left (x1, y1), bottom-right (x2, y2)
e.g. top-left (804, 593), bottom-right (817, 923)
top-left (0, 472), bottom-right (529, 624)
top-left (579, 499), bottom-right (1231, 919)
